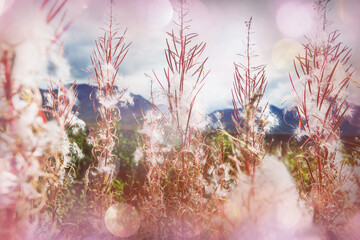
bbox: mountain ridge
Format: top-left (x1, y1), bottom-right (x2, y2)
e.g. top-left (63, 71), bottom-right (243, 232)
top-left (42, 84), bottom-right (360, 136)
top-left (209, 105), bottom-right (360, 137)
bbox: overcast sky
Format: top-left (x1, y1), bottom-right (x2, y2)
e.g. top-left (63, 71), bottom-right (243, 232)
top-left (61, 0), bottom-right (360, 112)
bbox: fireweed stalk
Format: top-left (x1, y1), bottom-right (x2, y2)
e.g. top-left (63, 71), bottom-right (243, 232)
top-left (213, 18), bottom-right (319, 240)
top-left (136, 1), bottom-right (219, 238)
top-left (44, 81), bottom-right (85, 185)
top-left (86, 1), bottom-right (132, 220)
top-left (42, 80), bottom-right (85, 235)
top-left (284, 0), bottom-right (358, 236)
top-left (231, 17), bottom-right (277, 176)
top-left (0, 0), bottom-right (73, 239)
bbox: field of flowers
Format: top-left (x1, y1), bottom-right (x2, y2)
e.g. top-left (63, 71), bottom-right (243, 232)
top-left (1, 0), bottom-right (359, 239)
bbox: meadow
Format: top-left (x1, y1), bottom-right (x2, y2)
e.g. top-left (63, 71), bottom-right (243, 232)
top-left (1, 0), bottom-right (360, 239)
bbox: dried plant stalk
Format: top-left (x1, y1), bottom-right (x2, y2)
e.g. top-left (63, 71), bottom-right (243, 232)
top-left (286, 0), bottom-right (358, 236)
top-left (136, 1), bottom-right (219, 238)
top-left (231, 17), bottom-right (273, 176)
top-left (86, 0), bottom-right (131, 219)
top-left (0, 0), bottom-right (71, 238)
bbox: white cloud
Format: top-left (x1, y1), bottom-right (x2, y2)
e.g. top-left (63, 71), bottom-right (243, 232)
top-left (61, 0), bottom-right (360, 112)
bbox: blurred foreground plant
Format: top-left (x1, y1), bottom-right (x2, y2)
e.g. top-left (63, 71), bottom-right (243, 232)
top-left (213, 18), bottom-right (318, 240)
top-left (0, 0), bottom-right (76, 239)
top-left (284, 0), bottom-right (359, 237)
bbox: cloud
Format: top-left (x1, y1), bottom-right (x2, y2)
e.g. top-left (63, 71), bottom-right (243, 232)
top-left (60, 0), bottom-right (360, 112)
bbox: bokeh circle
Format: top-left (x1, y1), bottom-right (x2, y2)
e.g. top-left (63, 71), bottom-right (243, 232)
top-left (104, 203), bottom-right (141, 238)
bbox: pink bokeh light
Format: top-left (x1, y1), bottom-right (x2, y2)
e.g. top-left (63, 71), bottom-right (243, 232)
top-left (276, 1), bottom-right (313, 38)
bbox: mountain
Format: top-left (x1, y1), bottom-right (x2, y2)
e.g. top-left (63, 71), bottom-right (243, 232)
top-left (209, 105), bottom-right (360, 136)
top-left (41, 84), bottom-right (152, 127)
top-left (41, 84), bottom-right (360, 136)
top-left (76, 84), bottom-right (152, 126)
top-left (208, 106), bottom-right (297, 133)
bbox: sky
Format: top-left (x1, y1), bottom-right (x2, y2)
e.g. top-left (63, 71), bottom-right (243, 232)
top-left (5, 0), bottom-right (359, 112)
